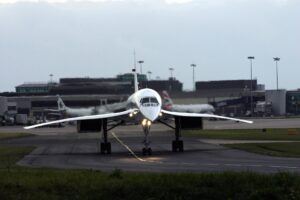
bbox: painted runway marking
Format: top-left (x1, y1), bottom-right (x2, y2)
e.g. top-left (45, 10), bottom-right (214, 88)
top-left (111, 132), bottom-right (146, 162)
top-left (225, 164), bottom-right (242, 167)
top-left (246, 164), bottom-right (263, 167)
top-left (270, 165), bottom-right (299, 169)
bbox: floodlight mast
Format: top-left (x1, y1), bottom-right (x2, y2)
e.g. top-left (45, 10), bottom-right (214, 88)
top-left (138, 60), bottom-right (144, 74)
top-left (247, 56), bottom-right (255, 117)
top-left (147, 71), bottom-right (152, 80)
top-left (169, 67), bottom-right (174, 79)
top-left (49, 74), bottom-right (53, 83)
top-left (190, 64), bottom-right (196, 91)
top-left (273, 57), bottom-right (280, 90)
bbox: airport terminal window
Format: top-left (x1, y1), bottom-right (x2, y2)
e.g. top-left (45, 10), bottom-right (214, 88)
top-left (8, 106), bottom-right (17, 111)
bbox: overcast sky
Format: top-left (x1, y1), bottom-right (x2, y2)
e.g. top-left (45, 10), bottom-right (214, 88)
top-left (0, 0), bottom-right (299, 92)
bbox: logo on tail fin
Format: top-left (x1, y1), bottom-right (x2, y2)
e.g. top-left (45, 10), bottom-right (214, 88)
top-left (161, 90), bottom-right (173, 110)
top-left (57, 95), bottom-right (67, 111)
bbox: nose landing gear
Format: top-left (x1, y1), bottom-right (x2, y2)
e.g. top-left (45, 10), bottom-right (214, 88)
top-left (142, 119), bottom-right (152, 156)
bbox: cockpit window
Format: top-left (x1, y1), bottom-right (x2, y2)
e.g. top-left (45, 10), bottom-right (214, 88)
top-left (140, 97), bottom-right (150, 104)
top-left (140, 97), bottom-right (159, 107)
top-left (150, 97), bottom-right (158, 104)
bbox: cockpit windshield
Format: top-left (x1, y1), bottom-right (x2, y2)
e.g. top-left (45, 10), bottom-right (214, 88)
top-left (140, 97), bottom-right (159, 107)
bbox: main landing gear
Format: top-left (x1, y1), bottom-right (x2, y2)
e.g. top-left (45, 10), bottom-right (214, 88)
top-left (100, 118), bottom-right (111, 154)
top-left (172, 117), bottom-right (184, 152)
top-left (142, 119), bottom-right (152, 156)
top-left (158, 117), bottom-right (184, 152)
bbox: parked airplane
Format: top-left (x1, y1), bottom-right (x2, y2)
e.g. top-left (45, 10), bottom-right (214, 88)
top-left (161, 90), bottom-right (215, 114)
top-left (46, 95), bottom-right (127, 117)
top-left (25, 69), bottom-right (253, 155)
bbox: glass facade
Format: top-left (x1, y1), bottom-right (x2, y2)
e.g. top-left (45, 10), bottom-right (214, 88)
top-left (16, 86), bottom-right (49, 94)
top-left (117, 73), bottom-right (147, 82)
top-left (286, 91), bottom-right (300, 115)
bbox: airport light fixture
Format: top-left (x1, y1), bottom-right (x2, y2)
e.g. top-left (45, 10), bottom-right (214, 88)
top-left (247, 56), bottom-right (255, 116)
top-left (273, 57), bottom-right (280, 90)
top-left (169, 68), bottom-right (174, 79)
top-left (147, 71), bottom-right (152, 80)
top-left (138, 60), bottom-right (144, 74)
top-left (190, 64), bottom-right (196, 91)
top-left (49, 74), bottom-right (53, 84)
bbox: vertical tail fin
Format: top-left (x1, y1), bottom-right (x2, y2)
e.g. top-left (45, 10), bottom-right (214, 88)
top-left (133, 69), bottom-right (139, 93)
top-left (161, 90), bottom-right (173, 110)
top-left (57, 95), bottom-right (67, 111)
top-left (133, 49), bottom-right (138, 92)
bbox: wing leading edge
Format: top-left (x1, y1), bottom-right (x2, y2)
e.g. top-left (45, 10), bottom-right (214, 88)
top-left (24, 109), bottom-right (138, 130)
top-left (161, 110), bottom-right (253, 124)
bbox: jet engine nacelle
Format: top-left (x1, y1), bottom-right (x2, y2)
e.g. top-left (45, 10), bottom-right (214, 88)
top-left (77, 119), bottom-right (102, 133)
top-left (175, 116), bottom-right (203, 130)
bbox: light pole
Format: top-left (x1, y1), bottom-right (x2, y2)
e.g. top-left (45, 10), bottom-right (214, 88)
top-left (147, 71), bottom-right (152, 80)
top-left (247, 56), bottom-right (255, 116)
top-left (169, 68), bottom-right (174, 79)
top-left (138, 60), bottom-right (144, 74)
top-left (273, 57), bottom-right (280, 90)
top-left (49, 74), bottom-right (53, 84)
top-left (169, 68), bottom-right (174, 92)
top-left (190, 64), bottom-right (196, 91)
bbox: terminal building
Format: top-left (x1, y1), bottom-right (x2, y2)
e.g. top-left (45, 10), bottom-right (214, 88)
top-left (2, 74), bottom-right (300, 120)
top-left (286, 90), bottom-right (300, 115)
top-left (169, 79), bottom-right (266, 117)
top-left (0, 74), bottom-right (183, 120)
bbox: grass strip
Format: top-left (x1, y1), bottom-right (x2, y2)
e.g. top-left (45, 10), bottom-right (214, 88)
top-left (0, 169), bottom-right (300, 200)
top-left (184, 129), bottom-right (300, 140)
top-left (0, 146), bottom-right (300, 199)
top-left (0, 132), bottom-right (33, 140)
top-left (224, 142), bottom-right (300, 158)
top-left (0, 146), bottom-right (35, 169)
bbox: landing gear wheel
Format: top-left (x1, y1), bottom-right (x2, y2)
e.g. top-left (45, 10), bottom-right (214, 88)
top-left (172, 140), bottom-right (184, 152)
top-left (142, 147), bottom-right (152, 156)
top-left (142, 148), bottom-right (147, 155)
top-left (100, 142), bottom-right (111, 154)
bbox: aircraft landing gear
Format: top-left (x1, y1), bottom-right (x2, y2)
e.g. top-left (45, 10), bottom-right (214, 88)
top-left (100, 118), bottom-right (111, 154)
top-left (172, 117), bottom-right (184, 152)
top-left (142, 147), bottom-right (152, 156)
top-left (172, 140), bottom-right (183, 152)
top-left (142, 119), bottom-right (152, 156)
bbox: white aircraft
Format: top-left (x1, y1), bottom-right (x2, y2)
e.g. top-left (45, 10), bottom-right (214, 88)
top-left (25, 69), bottom-right (253, 155)
top-left (47, 95), bottom-right (127, 117)
top-left (161, 90), bottom-right (215, 114)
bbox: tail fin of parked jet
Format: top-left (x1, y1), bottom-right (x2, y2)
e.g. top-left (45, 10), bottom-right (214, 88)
top-left (161, 90), bottom-right (173, 110)
top-left (57, 95), bottom-right (67, 111)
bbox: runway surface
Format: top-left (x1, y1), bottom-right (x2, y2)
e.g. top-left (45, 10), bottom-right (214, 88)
top-left (1, 120), bottom-right (300, 173)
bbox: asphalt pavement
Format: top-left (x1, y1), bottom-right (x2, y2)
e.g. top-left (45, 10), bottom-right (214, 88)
top-left (1, 121), bottom-right (300, 173)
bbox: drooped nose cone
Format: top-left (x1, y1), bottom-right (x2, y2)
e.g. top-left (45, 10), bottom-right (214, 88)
top-left (139, 106), bottom-right (161, 122)
top-left (135, 89), bottom-right (162, 122)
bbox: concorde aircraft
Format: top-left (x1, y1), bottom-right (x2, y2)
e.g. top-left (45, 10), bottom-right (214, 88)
top-left (25, 69), bottom-right (253, 155)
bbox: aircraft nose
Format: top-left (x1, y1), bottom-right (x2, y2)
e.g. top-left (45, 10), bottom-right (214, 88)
top-left (140, 107), bottom-right (161, 122)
